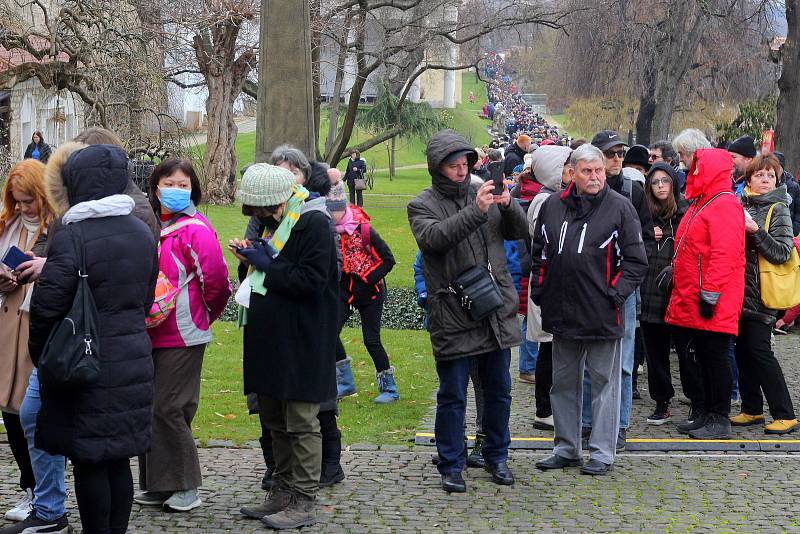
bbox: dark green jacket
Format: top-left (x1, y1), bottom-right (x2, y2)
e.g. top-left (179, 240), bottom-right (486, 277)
top-left (408, 130), bottom-right (528, 361)
top-left (741, 185), bottom-right (794, 325)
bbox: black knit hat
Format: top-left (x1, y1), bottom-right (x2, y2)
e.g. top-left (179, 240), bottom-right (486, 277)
top-left (774, 151), bottom-right (786, 169)
top-left (727, 135), bottom-right (757, 158)
top-left (623, 145), bottom-right (651, 171)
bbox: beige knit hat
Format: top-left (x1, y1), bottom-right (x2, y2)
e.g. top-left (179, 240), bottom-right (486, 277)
top-left (238, 163), bottom-right (295, 206)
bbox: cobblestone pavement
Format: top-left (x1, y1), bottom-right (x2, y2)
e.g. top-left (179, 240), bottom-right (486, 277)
top-left (416, 333), bottom-right (800, 444)
top-left (0, 447), bottom-right (799, 533)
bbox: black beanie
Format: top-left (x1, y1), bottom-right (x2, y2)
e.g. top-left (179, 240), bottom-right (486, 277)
top-left (774, 151), bottom-right (786, 169)
top-left (727, 135), bottom-right (757, 158)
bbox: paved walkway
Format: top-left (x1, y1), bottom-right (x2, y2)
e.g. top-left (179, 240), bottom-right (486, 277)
top-left (2, 336), bottom-right (800, 532)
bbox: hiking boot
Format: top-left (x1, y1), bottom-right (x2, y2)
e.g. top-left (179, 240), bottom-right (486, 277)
top-left (647, 402), bottom-right (672, 426)
top-left (677, 409), bottom-right (706, 434)
top-left (616, 428), bottom-right (627, 452)
top-left (134, 490), bottom-right (173, 506)
top-left (374, 367), bottom-right (399, 404)
top-left (261, 465), bottom-right (275, 491)
top-left (164, 488), bottom-right (202, 512)
top-left (4, 488), bottom-right (33, 522)
top-left (261, 492), bottom-right (316, 530)
top-left (0, 511), bottom-right (71, 534)
top-left (765, 419), bottom-right (800, 435)
top-left (441, 472), bottom-right (466, 493)
top-left (241, 485), bottom-right (292, 519)
top-left (466, 432), bottom-right (486, 468)
top-left (532, 414), bottom-right (554, 431)
top-left (336, 357), bottom-right (357, 399)
top-left (730, 412), bottom-right (765, 426)
top-left (689, 414), bottom-right (732, 440)
top-left (518, 372), bottom-right (535, 384)
top-left (319, 463), bottom-right (345, 487)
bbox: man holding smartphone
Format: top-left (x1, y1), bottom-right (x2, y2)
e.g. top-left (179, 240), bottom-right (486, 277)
top-left (408, 129), bottom-right (528, 493)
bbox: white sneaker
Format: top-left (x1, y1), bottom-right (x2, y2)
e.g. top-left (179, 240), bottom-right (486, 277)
top-left (163, 488), bottom-right (202, 512)
top-left (5, 487), bottom-right (33, 521)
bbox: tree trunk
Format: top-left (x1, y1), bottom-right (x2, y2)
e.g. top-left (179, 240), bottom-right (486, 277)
top-left (650, 0), bottom-right (706, 141)
top-left (776, 0), bottom-right (800, 174)
top-left (634, 59), bottom-right (658, 146)
top-left (203, 74), bottom-right (239, 203)
top-left (390, 136), bottom-right (396, 180)
top-left (325, 13), bottom-right (352, 156)
top-left (310, 0), bottom-right (322, 160)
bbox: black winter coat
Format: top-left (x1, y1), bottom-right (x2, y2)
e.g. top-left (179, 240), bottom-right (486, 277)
top-left (503, 142), bottom-right (526, 178)
top-left (408, 129), bottom-right (529, 361)
top-left (345, 158), bottom-right (367, 185)
top-left (530, 182), bottom-right (648, 340)
top-left (339, 224), bottom-right (395, 307)
top-left (607, 172), bottom-right (656, 246)
top-left (30, 144), bottom-right (158, 463)
top-left (640, 164), bottom-right (688, 324)
top-left (741, 185), bottom-right (794, 325)
top-left (244, 209), bottom-right (338, 402)
top-left (782, 171), bottom-right (800, 236)
top-left (24, 142), bottom-right (52, 163)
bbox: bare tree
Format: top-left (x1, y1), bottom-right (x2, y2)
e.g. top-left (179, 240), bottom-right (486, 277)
top-left (775, 0), bottom-right (799, 173)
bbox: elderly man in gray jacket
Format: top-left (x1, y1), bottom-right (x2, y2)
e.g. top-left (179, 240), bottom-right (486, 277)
top-left (408, 129), bottom-right (528, 493)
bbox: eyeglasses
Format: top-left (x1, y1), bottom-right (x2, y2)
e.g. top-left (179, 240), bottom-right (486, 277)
top-left (651, 178), bottom-right (672, 186)
top-left (648, 154), bottom-right (661, 161)
top-left (604, 149), bottom-right (625, 159)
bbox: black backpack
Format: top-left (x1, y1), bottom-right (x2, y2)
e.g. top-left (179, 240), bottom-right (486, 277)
top-left (38, 224), bottom-right (101, 388)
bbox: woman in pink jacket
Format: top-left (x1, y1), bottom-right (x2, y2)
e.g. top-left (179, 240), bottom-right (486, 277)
top-left (135, 159), bottom-right (231, 512)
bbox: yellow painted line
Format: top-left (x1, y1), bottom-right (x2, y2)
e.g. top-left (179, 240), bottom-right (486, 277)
top-left (415, 432), bottom-right (800, 444)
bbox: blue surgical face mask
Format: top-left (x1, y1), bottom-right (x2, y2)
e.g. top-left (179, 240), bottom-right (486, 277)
top-left (159, 187), bottom-right (192, 213)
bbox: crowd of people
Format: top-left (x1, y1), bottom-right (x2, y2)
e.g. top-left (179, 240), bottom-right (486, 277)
top-left (3, 115), bottom-right (800, 528)
top-left (0, 128), bottom-right (400, 532)
top-left (409, 125), bottom-right (800, 491)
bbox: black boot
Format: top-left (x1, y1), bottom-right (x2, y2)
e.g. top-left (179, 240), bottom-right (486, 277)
top-left (319, 463), bottom-right (345, 487)
top-left (261, 465), bottom-right (275, 491)
top-left (677, 409), bottom-right (707, 435)
top-left (466, 433), bottom-right (486, 468)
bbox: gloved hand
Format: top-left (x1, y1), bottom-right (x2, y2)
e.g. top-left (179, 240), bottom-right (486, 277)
top-left (239, 239), bottom-right (277, 272)
top-left (417, 291), bottom-right (428, 308)
top-left (699, 290), bottom-right (719, 319)
top-left (699, 299), bottom-right (715, 319)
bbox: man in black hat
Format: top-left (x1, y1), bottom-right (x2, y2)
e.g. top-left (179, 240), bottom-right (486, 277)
top-left (585, 130), bottom-right (654, 452)
top-left (622, 145), bottom-right (651, 175)
top-left (728, 135), bottom-right (757, 196)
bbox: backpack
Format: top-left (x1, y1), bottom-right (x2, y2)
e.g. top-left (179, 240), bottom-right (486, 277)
top-left (621, 175), bottom-right (633, 199)
top-left (145, 217), bottom-right (207, 328)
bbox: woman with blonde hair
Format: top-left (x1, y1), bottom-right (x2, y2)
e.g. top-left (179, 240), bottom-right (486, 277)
top-left (0, 159), bottom-right (54, 522)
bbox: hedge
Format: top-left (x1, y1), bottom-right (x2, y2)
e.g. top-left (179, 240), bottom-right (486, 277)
top-left (219, 283), bottom-right (426, 331)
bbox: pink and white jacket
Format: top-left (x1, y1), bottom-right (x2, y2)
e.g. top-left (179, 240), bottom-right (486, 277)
top-left (148, 211), bottom-right (231, 348)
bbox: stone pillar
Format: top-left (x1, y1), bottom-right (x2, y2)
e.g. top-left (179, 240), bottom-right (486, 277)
top-left (256, 0), bottom-right (317, 162)
top-left (441, 4), bottom-right (459, 109)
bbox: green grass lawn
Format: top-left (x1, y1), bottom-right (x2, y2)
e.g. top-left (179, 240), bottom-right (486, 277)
top-left (195, 322), bottom-right (435, 446)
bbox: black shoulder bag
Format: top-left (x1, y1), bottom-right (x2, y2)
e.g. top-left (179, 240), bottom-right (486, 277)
top-left (38, 224), bottom-right (101, 388)
top-left (448, 223), bottom-right (504, 321)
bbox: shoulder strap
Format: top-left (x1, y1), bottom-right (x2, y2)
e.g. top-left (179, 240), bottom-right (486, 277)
top-left (763, 202), bottom-right (787, 232)
top-left (673, 191), bottom-right (734, 261)
top-left (160, 217), bottom-right (209, 238)
top-left (622, 176), bottom-right (633, 198)
top-left (68, 224), bottom-right (93, 340)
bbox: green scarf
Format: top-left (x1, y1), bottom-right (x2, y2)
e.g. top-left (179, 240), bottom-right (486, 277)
top-left (238, 184), bottom-right (310, 327)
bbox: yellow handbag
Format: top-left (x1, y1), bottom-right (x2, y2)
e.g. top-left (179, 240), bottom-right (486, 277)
top-left (758, 203), bottom-right (800, 310)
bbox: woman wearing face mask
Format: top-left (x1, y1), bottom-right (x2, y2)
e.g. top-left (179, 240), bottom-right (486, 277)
top-left (135, 159), bottom-right (231, 512)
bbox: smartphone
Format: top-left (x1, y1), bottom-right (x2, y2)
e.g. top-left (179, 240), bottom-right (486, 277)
top-left (487, 161), bottom-right (505, 195)
top-left (2, 245), bottom-right (29, 271)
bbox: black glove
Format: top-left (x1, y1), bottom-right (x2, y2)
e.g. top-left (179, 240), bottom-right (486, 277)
top-left (530, 288), bottom-right (542, 307)
top-left (239, 239), bottom-right (277, 272)
top-left (699, 290), bottom-right (719, 319)
top-left (699, 299), bottom-right (715, 319)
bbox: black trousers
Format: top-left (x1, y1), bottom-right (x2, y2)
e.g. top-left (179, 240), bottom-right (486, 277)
top-left (347, 183), bottom-right (363, 207)
top-left (735, 318), bottom-right (795, 420)
top-left (72, 458), bottom-right (133, 534)
top-left (261, 409), bottom-right (341, 468)
top-left (534, 342), bottom-right (552, 418)
top-left (673, 327), bottom-right (732, 417)
top-left (2, 411), bottom-right (34, 491)
top-left (632, 327), bottom-right (647, 391)
top-left (335, 293), bottom-right (390, 373)
top-left (642, 322), bottom-right (703, 404)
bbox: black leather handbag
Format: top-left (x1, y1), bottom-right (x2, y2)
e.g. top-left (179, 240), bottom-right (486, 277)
top-left (449, 262), bottom-right (504, 321)
top-left (38, 224), bottom-right (101, 388)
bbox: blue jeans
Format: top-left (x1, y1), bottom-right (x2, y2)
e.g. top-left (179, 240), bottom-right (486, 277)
top-left (19, 369), bottom-right (67, 521)
top-left (518, 317), bottom-right (538, 374)
top-left (729, 338), bottom-right (740, 400)
top-left (434, 349), bottom-right (512, 474)
top-left (583, 293), bottom-right (635, 429)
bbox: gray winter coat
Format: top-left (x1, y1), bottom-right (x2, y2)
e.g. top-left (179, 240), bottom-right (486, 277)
top-left (408, 130), bottom-right (528, 361)
top-left (741, 185), bottom-right (794, 325)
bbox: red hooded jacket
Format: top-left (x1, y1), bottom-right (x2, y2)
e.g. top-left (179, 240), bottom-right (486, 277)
top-left (665, 148), bottom-right (745, 335)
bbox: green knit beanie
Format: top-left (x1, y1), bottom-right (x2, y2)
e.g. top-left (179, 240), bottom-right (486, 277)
top-left (238, 163), bottom-right (296, 206)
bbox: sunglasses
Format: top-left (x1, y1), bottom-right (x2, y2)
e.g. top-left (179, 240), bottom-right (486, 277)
top-left (604, 149), bottom-right (625, 159)
top-left (648, 154), bottom-right (660, 161)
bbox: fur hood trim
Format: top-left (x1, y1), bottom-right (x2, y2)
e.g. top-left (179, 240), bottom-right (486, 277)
top-left (45, 142), bottom-right (88, 216)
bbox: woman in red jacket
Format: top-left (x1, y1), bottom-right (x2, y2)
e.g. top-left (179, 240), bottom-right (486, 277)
top-left (665, 148), bottom-right (745, 440)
